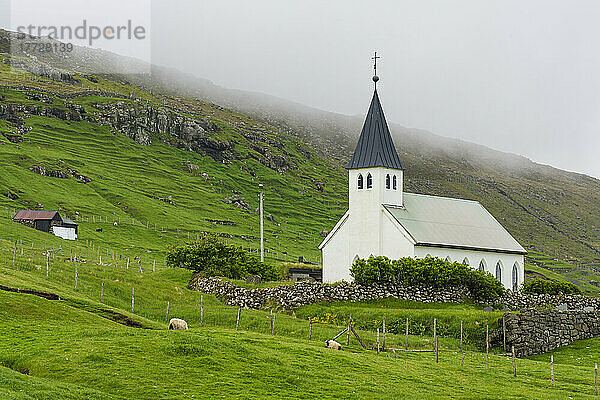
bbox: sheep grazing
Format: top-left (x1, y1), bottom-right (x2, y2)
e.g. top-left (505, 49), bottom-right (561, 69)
top-left (169, 318), bottom-right (188, 330)
top-left (325, 340), bottom-right (342, 350)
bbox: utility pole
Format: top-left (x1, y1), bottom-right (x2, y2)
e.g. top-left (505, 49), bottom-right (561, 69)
top-left (259, 183), bottom-right (264, 262)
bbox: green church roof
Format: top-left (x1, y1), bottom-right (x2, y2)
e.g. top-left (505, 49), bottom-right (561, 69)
top-left (384, 193), bottom-right (526, 255)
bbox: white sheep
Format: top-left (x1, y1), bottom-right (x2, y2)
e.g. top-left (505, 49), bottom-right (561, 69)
top-left (325, 340), bottom-right (342, 350)
top-left (169, 318), bottom-right (188, 330)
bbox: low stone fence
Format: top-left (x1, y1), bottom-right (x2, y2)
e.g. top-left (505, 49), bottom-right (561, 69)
top-left (497, 291), bottom-right (600, 311)
top-left (188, 275), bottom-right (600, 312)
top-left (187, 276), bottom-right (470, 309)
top-left (501, 310), bottom-right (600, 357)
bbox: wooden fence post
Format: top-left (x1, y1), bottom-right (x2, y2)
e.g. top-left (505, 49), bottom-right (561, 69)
top-left (46, 252), bottom-right (49, 279)
top-left (74, 257), bottom-right (78, 291)
top-left (165, 301), bottom-right (170, 324)
top-left (382, 316), bottom-right (386, 351)
top-left (405, 318), bottom-right (409, 350)
top-left (271, 312), bottom-right (275, 336)
top-left (436, 335), bottom-right (439, 363)
top-left (101, 282), bottom-right (104, 304)
top-left (551, 355), bottom-right (554, 386)
top-left (12, 240), bottom-right (16, 269)
top-left (486, 325), bottom-right (490, 371)
top-left (433, 318), bottom-right (437, 351)
top-left (503, 314), bottom-right (507, 352)
top-left (346, 320), bottom-right (351, 346)
top-left (236, 308), bottom-right (241, 331)
top-left (512, 345), bottom-right (516, 377)
top-left (153, 259), bottom-right (156, 272)
top-left (309, 319), bottom-right (313, 340)
top-left (595, 363), bottom-right (598, 396)
top-left (131, 287), bottom-right (135, 313)
top-left (200, 296), bottom-right (204, 327)
top-left (377, 328), bottom-right (380, 353)
top-left (459, 320), bottom-right (464, 366)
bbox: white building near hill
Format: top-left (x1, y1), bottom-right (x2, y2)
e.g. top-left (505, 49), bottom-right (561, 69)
top-left (319, 74), bottom-right (526, 290)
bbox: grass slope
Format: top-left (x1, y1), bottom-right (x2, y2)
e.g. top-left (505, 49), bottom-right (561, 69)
top-left (0, 54), bottom-right (347, 264)
top-left (2, 289), bottom-right (600, 399)
top-left (1, 234), bottom-right (600, 398)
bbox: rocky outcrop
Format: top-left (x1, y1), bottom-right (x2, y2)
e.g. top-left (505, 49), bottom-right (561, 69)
top-left (222, 195), bottom-right (250, 210)
top-left (92, 101), bottom-right (233, 161)
top-left (3, 59), bottom-right (79, 84)
top-left (29, 165), bottom-right (91, 183)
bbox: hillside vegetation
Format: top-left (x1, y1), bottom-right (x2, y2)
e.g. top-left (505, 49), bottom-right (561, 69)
top-left (2, 29), bottom-right (600, 291)
top-left (1, 235), bottom-right (600, 399)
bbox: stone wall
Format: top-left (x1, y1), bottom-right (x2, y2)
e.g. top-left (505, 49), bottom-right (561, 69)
top-left (501, 310), bottom-right (600, 357)
top-left (497, 291), bottom-right (600, 311)
top-left (189, 275), bottom-right (600, 312)
top-left (188, 276), bottom-right (470, 309)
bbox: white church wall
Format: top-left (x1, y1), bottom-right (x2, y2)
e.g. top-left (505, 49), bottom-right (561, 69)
top-left (322, 215), bottom-right (352, 283)
top-left (322, 207), bottom-right (415, 283)
top-left (349, 167), bottom-right (403, 209)
top-left (381, 209), bottom-right (415, 260)
top-left (414, 246), bottom-right (524, 290)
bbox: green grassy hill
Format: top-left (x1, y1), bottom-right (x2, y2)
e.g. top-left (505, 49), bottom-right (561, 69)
top-left (2, 31), bottom-right (600, 290)
top-left (0, 53), bottom-right (348, 265)
top-left (1, 236), bottom-right (600, 399)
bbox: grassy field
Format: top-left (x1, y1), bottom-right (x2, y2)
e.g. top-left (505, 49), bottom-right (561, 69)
top-left (296, 298), bottom-right (504, 348)
top-left (2, 246), bottom-right (600, 399)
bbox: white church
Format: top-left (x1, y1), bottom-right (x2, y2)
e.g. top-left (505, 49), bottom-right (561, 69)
top-left (319, 73), bottom-right (526, 291)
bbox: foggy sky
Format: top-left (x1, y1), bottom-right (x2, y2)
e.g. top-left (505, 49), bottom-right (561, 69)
top-left (149, 0), bottom-right (600, 179)
top-left (3, 1), bottom-right (600, 178)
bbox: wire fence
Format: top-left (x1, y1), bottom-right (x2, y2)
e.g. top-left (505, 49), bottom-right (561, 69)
top-left (2, 206), bottom-right (322, 265)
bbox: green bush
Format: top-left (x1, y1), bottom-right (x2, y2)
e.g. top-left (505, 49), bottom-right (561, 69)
top-left (350, 256), bottom-right (505, 301)
top-left (522, 278), bottom-right (582, 295)
top-left (166, 234), bottom-right (279, 281)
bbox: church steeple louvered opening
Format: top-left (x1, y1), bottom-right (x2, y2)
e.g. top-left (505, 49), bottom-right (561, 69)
top-left (346, 89), bottom-right (404, 170)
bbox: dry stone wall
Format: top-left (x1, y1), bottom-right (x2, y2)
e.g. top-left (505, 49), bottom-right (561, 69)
top-left (189, 276), bottom-right (600, 312)
top-left (188, 276), bottom-right (470, 309)
top-left (501, 310), bottom-right (600, 357)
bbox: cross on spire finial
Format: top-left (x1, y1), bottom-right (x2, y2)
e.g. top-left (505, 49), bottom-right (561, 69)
top-left (371, 51), bottom-right (380, 88)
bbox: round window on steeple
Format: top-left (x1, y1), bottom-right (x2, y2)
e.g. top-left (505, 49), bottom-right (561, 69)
top-left (366, 173), bottom-right (373, 189)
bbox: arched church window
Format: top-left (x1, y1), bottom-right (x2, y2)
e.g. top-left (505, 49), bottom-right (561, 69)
top-left (462, 257), bottom-right (469, 266)
top-left (496, 261), bottom-right (502, 282)
top-left (386, 174), bottom-right (391, 189)
top-left (478, 259), bottom-right (485, 272)
top-left (393, 175), bottom-right (397, 190)
top-left (512, 263), bottom-right (519, 291)
top-left (366, 173), bottom-right (373, 189)
top-left (357, 174), bottom-right (364, 189)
